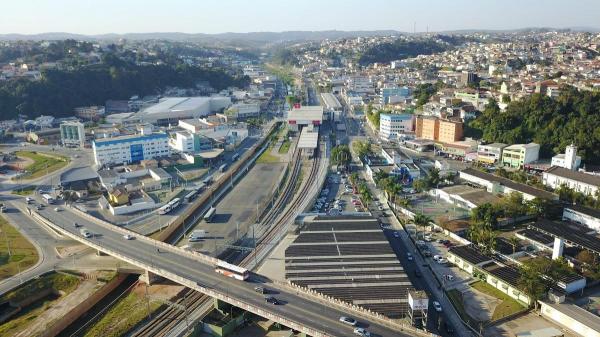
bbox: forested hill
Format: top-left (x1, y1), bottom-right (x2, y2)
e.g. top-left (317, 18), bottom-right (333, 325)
top-left (358, 39), bottom-right (448, 65)
top-left (0, 56), bottom-right (249, 120)
top-left (467, 87), bottom-right (600, 165)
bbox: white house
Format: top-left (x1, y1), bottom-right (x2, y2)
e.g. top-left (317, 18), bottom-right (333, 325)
top-left (543, 166), bottom-right (600, 198)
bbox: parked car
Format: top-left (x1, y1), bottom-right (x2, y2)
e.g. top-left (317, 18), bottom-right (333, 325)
top-left (444, 274), bottom-right (454, 281)
top-left (254, 286), bottom-right (266, 294)
top-left (433, 301), bottom-right (443, 312)
top-left (437, 258), bottom-right (448, 265)
top-left (339, 316), bottom-right (358, 326)
top-left (433, 255), bottom-right (443, 261)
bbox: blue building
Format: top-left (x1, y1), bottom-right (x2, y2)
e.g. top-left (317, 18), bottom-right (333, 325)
top-left (93, 128), bottom-right (170, 167)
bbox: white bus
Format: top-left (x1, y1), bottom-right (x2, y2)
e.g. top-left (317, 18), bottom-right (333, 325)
top-left (215, 260), bottom-right (249, 281)
top-left (184, 190), bottom-right (198, 203)
top-left (204, 206), bottom-right (216, 223)
top-left (168, 198), bottom-right (181, 210)
top-left (158, 204), bottom-right (172, 215)
top-left (42, 194), bottom-right (55, 204)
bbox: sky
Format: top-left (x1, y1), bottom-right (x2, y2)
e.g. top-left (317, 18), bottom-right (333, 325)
top-left (1, 0), bottom-right (600, 35)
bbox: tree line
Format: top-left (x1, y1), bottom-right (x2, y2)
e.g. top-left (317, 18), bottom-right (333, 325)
top-left (358, 39), bottom-right (448, 66)
top-left (467, 87), bottom-right (600, 165)
top-left (0, 54), bottom-right (250, 120)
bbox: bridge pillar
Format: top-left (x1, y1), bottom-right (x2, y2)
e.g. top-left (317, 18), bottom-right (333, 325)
top-left (96, 249), bottom-right (107, 256)
top-left (552, 237), bottom-right (564, 260)
top-left (139, 270), bottom-right (160, 285)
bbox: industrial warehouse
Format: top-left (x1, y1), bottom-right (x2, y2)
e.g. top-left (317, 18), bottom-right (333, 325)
top-left (285, 215), bottom-right (415, 318)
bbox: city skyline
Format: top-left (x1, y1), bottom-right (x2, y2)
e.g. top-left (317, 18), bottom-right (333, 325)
top-left (1, 0), bottom-right (600, 35)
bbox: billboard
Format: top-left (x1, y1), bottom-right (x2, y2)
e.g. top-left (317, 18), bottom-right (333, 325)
top-left (408, 292), bottom-right (428, 311)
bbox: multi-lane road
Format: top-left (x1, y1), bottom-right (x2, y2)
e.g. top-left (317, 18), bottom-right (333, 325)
top-left (34, 204), bottom-right (422, 337)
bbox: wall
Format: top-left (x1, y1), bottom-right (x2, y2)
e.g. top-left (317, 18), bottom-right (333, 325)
top-left (485, 274), bottom-right (531, 306)
top-left (563, 208), bottom-right (600, 232)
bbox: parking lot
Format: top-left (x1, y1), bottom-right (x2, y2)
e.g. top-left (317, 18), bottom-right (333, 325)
top-left (311, 172), bottom-right (359, 214)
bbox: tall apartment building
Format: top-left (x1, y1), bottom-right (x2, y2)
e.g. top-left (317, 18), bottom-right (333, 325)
top-left (415, 116), bottom-right (463, 143)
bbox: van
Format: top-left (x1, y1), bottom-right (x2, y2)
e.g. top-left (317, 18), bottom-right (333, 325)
top-left (189, 230), bottom-right (206, 242)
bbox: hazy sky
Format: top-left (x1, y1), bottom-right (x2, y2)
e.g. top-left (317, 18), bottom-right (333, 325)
top-left (1, 0), bottom-right (600, 35)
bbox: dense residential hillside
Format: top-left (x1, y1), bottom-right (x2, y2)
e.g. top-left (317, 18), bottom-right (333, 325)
top-left (358, 39), bottom-right (448, 65)
top-left (467, 87), bottom-right (600, 164)
top-left (0, 55), bottom-right (250, 120)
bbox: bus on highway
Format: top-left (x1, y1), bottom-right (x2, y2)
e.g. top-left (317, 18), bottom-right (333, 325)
top-left (215, 260), bottom-right (249, 281)
top-left (168, 198), bottom-right (181, 210)
top-left (184, 190), bottom-right (198, 203)
top-left (157, 204), bottom-right (172, 215)
top-left (219, 164), bottom-right (228, 173)
top-left (42, 194), bottom-right (55, 204)
top-left (196, 183), bottom-right (206, 193)
top-left (232, 153), bottom-right (240, 161)
top-left (204, 206), bottom-right (216, 223)
top-left (203, 176), bottom-right (213, 186)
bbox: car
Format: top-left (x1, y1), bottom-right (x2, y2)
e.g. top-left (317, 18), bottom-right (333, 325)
top-left (353, 327), bottom-right (371, 337)
top-left (339, 316), bottom-right (358, 326)
top-left (73, 222), bottom-right (81, 228)
top-left (123, 234), bottom-right (135, 240)
top-left (444, 274), bottom-right (454, 281)
top-left (36, 205), bottom-right (43, 210)
top-left (254, 286), bottom-right (266, 294)
top-left (406, 253), bottom-right (413, 261)
top-left (53, 207), bottom-right (60, 212)
top-left (265, 296), bottom-right (279, 305)
top-left (414, 270), bottom-right (422, 278)
top-left (433, 301), bottom-right (442, 312)
top-left (416, 240), bottom-right (426, 246)
top-left (25, 197), bottom-right (33, 203)
top-left (433, 254), bottom-right (443, 261)
top-left (378, 206), bottom-right (384, 211)
top-left (393, 231), bottom-right (399, 238)
top-left (437, 258), bottom-right (448, 265)
top-left (423, 250), bottom-right (432, 257)
top-left (438, 239), bottom-right (445, 244)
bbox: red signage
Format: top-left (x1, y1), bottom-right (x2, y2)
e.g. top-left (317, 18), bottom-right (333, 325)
top-left (293, 103), bottom-right (301, 109)
top-left (289, 120), bottom-right (297, 125)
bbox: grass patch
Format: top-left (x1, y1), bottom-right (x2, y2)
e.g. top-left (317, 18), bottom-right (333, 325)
top-left (83, 288), bottom-right (161, 337)
top-left (471, 281), bottom-right (526, 321)
top-left (11, 186), bottom-right (36, 196)
top-left (2, 271), bottom-right (80, 303)
top-left (257, 145), bottom-right (280, 164)
top-left (0, 271), bottom-right (81, 336)
top-left (279, 139), bottom-right (291, 154)
top-left (0, 216), bottom-right (39, 281)
top-left (12, 151), bottom-right (69, 180)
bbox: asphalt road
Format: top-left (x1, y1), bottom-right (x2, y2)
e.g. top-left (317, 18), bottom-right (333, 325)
top-left (37, 204), bottom-right (416, 337)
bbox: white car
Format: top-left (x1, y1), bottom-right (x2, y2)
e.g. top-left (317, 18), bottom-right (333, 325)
top-left (437, 258), bottom-right (448, 265)
top-left (433, 301), bottom-right (443, 312)
top-left (123, 234), bottom-right (135, 240)
top-left (393, 231), bottom-right (399, 238)
top-left (339, 316), bottom-right (358, 326)
top-left (54, 207), bottom-right (60, 212)
top-left (433, 254), bottom-right (443, 261)
top-left (353, 327), bottom-right (371, 337)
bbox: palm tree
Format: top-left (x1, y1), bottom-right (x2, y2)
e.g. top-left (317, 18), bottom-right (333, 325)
top-left (508, 236), bottom-right (520, 255)
top-left (413, 212), bottom-right (433, 238)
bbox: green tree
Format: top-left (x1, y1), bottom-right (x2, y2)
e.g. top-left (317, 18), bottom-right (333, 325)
top-left (413, 212), bottom-right (433, 236)
top-left (331, 145), bottom-right (351, 166)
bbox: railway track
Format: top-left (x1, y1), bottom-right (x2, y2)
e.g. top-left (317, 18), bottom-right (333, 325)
top-left (129, 143), bottom-right (323, 337)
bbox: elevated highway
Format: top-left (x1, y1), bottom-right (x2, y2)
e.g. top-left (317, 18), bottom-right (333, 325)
top-left (28, 205), bottom-right (435, 337)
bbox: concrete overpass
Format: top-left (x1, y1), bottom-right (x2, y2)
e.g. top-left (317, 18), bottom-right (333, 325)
top-left (28, 206), bottom-right (435, 337)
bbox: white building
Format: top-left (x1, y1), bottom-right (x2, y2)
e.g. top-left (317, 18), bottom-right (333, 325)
top-left (379, 113), bottom-right (414, 141)
top-left (287, 106), bottom-right (324, 132)
top-left (551, 144), bottom-right (581, 171)
top-left (563, 205), bottom-right (600, 233)
top-left (60, 121), bottom-right (85, 147)
top-left (543, 166), bottom-right (600, 198)
top-left (169, 131), bottom-right (195, 153)
top-left (134, 97), bottom-right (231, 124)
top-left (93, 125), bottom-right (170, 167)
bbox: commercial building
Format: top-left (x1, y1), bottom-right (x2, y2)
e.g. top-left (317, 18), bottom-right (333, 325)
top-left (415, 116), bottom-right (438, 141)
top-left (459, 168), bottom-right (558, 201)
top-left (59, 121), bottom-right (85, 147)
top-left (134, 97), bottom-right (231, 124)
top-left (381, 86), bottom-right (410, 105)
top-left (477, 143), bottom-right (507, 164)
top-left (379, 113), bottom-right (414, 140)
top-left (226, 103), bottom-right (260, 119)
top-left (287, 106), bottom-right (324, 132)
top-left (92, 124), bottom-right (170, 167)
top-left (501, 143), bottom-right (540, 168)
top-left (543, 166), bottom-right (600, 198)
